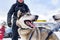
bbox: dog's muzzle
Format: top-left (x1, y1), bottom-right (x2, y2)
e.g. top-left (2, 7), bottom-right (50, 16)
top-left (24, 15), bottom-right (38, 28)
top-left (53, 15), bottom-right (60, 20)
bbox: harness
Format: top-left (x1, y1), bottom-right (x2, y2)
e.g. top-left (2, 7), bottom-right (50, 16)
top-left (45, 30), bottom-right (53, 40)
top-left (20, 28), bottom-right (30, 30)
top-left (46, 23), bottom-right (60, 40)
top-left (29, 27), bottom-right (46, 40)
top-left (29, 30), bottom-right (35, 40)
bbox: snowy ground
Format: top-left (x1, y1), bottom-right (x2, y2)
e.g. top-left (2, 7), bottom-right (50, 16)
top-left (54, 32), bottom-right (60, 40)
top-left (3, 32), bottom-right (60, 40)
top-left (3, 38), bottom-right (21, 40)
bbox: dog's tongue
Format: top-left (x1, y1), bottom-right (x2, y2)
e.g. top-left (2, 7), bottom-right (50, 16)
top-left (26, 21), bottom-right (35, 28)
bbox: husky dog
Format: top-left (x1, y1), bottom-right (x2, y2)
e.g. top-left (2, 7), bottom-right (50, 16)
top-left (53, 14), bottom-right (60, 22)
top-left (16, 10), bottom-right (59, 40)
top-left (53, 14), bottom-right (60, 31)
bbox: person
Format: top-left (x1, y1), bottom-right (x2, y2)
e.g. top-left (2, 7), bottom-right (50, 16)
top-left (0, 21), bottom-right (6, 40)
top-left (7, 0), bottom-right (30, 40)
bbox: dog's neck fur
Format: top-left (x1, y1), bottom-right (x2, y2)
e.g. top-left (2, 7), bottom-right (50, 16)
top-left (18, 28), bottom-right (33, 40)
top-left (18, 28), bottom-right (48, 40)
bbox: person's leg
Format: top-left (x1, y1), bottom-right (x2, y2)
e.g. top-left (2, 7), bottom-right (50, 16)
top-left (12, 22), bottom-right (19, 40)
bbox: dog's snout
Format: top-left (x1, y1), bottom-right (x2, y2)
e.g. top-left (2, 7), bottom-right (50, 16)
top-left (35, 15), bottom-right (38, 19)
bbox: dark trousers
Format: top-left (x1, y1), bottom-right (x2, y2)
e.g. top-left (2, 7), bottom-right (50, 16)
top-left (12, 21), bottom-right (19, 40)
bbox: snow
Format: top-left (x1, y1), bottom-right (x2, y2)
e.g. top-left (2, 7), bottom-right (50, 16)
top-left (3, 38), bottom-right (21, 40)
top-left (54, 32), bottom-right (60, 40)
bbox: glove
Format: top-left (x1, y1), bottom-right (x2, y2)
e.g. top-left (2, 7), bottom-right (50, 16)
top-left (7, 22), bottom-right (12, 27)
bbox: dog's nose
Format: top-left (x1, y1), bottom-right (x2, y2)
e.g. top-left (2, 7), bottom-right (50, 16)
top-left (53, 15), bottom-right (55, 19)
top-left (35, 15), bottom-right (38, 19)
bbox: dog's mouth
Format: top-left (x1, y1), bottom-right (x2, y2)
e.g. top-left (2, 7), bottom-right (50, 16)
top-left (24, 20), bottom-right (35, 28)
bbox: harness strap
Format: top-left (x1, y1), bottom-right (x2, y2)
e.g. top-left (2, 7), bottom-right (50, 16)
top-left (46, 24), bottom-right (60, 40)
top-left (29, 31), bottom-right (34, 40)
top-left (45, 31), bottom-right (53, 40)
top-left (20, 28), bottom-right (30, 30)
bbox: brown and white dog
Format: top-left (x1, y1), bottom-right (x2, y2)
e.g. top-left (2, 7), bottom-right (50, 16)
top-left (16, 10), bottom-right (59, 40)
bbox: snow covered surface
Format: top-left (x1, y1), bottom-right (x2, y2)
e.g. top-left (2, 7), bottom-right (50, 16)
top-left (3, 38), bottom-right (21, 40)
top-left (54, 32), bottom-right (60, 40)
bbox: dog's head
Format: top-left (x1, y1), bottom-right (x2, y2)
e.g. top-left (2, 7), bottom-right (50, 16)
top-left (16, 10), bottom-right (38, 29)
top-left (53, 14), bottom-right (60, 22)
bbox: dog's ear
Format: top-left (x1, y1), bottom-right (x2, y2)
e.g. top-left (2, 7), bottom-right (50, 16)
top-left (17, 10), bottom-right (22, 19)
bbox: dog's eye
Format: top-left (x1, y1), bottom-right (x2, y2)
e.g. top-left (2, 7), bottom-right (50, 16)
top-left (26, 14), bottom-right (31, 16)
